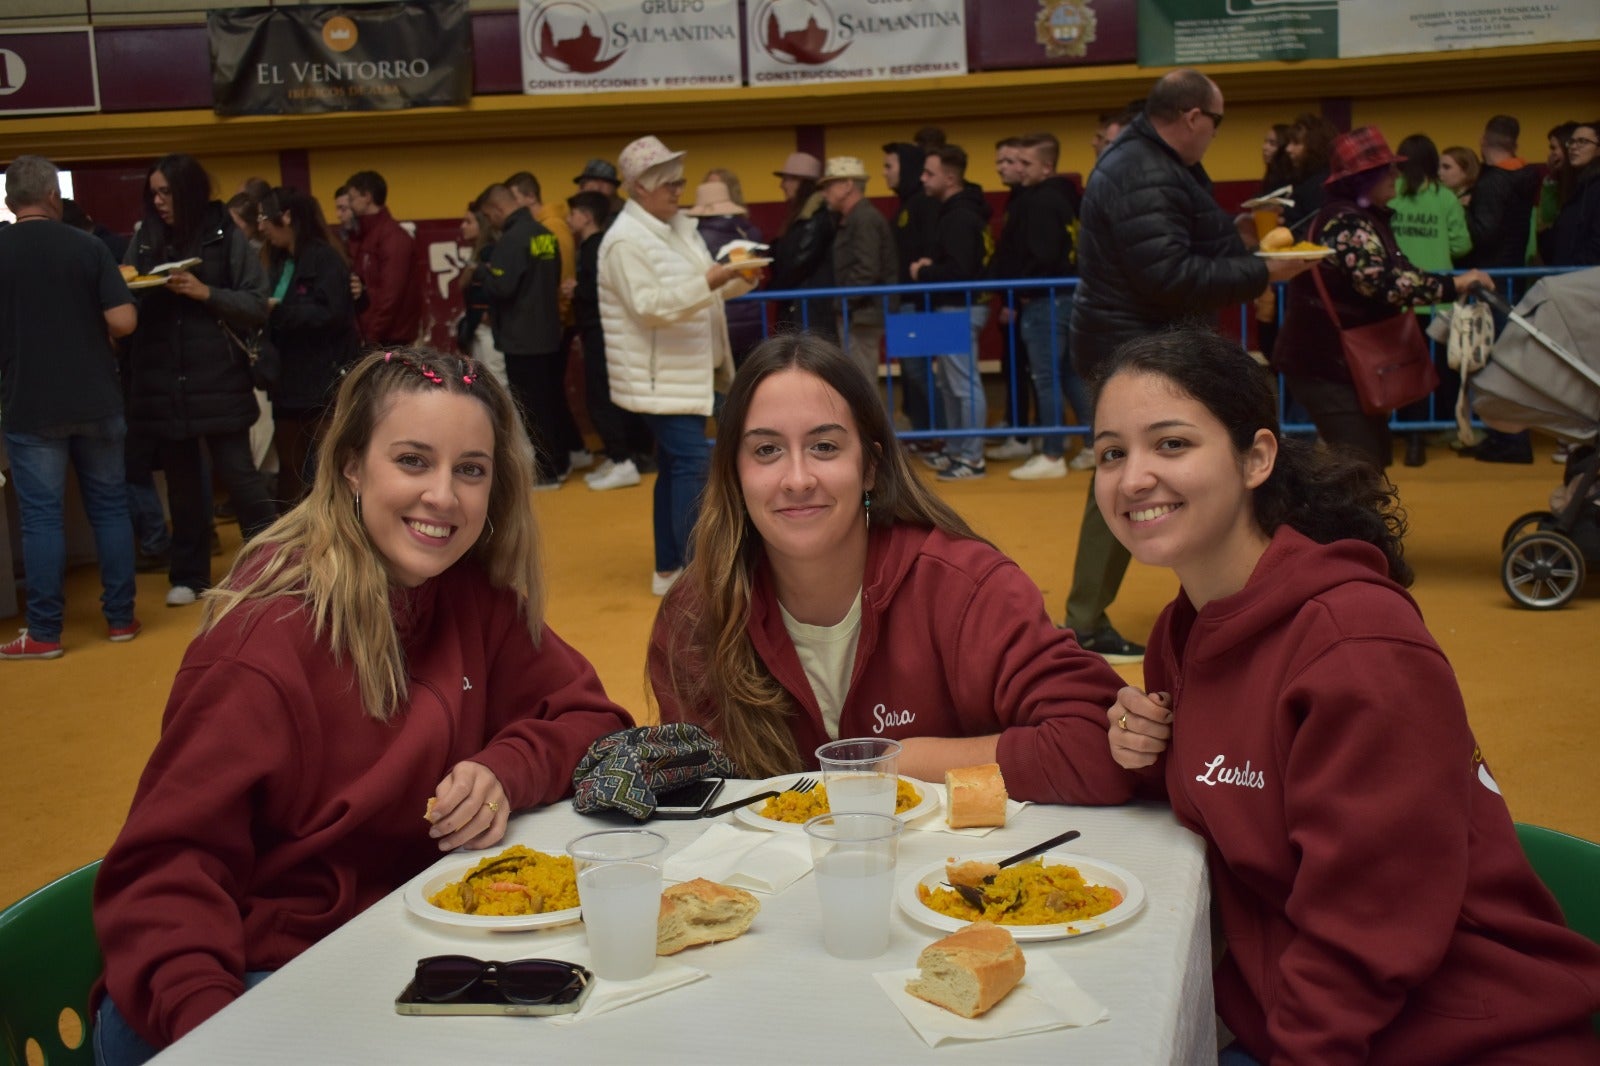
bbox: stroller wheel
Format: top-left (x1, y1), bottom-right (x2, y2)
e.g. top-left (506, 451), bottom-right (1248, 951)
top-left (1501, 510), bottom-right (1557, 550)
top-left (1501, 531), bottom-right (1587, 610)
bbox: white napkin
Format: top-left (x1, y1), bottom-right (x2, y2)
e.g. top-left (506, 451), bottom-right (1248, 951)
top-left (661, 822), bottom-right (813, 894)
top-left (875, 954), bottom-right (1107, 1047)
top-left (544, 942), bottom-right (706, 1026)
top-left (907, 797), bottom-right (1032, 837)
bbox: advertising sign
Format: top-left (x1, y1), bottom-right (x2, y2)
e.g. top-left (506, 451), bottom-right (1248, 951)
top-left (209, 1), bottom-right (472, 116)
top-left (745, 0), bottom-right (968, 88)
top-left (518, 0), bottom-right (741, 93)
top-left (0, 29), bottom-right (100, 116)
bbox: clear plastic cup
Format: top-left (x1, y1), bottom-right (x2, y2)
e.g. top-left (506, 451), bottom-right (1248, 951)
top-left (815, 738), bottom-right (901, 817)
top-left (804, 812), bottom-right (903, 959)
top-left (568, 829), bottom-right (667, 981)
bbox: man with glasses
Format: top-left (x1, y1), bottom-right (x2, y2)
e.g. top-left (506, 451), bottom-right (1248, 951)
top-left (1061, 68), bottom-right (1313, 663)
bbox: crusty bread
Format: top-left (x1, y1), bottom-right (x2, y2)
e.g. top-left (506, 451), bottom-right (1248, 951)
top-left (119, 264), bottom-right (138, 282)
top-left (656, 878), bottom-right (759, 956)
top-left (905, 921), bottom-right (1025, 1018)
top-left (1260, 225), bottom-right (1294, 251)
top-left (945, 763), bottom-right (1008, 829)
top-left (946, 859), bottom-right (1000, 888)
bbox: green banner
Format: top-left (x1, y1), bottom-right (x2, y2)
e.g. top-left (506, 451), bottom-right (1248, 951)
top-left (1138, 0), bottom-right (1338, 66)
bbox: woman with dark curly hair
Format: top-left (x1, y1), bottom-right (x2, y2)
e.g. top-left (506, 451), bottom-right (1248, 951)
top-left (1094, 327), bottom-right (1600, 1066)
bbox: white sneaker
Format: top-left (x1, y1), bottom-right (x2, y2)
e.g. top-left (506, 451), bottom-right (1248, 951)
top-left (166, 585), bottom-right (198, 607)
top-left (569, 449), bottom-right (595, 471)
top-left (1069, 449), bottom-right (1097, 471)
top-left (985, 437), bottom-right (1033, 461)
top-left (652, 569), bottom-right (683, 596)
top-left (1011, 454), bottom-right (1068, 480)
top-left (587, 458), bottom-right (641, 491)
top-left (584, 458), bottom-right (616, 484)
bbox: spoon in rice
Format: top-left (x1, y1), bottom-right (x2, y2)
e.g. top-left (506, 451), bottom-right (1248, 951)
top-left (946, 829), bottom-right (1082, 910)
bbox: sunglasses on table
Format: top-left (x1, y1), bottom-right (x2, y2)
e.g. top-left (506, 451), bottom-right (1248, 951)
top-left (411, 955), bottom-right (591, 1005)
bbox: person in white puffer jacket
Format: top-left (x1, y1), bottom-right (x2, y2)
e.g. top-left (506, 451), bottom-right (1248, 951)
top-left (599, 136), bottom-right (758, 595)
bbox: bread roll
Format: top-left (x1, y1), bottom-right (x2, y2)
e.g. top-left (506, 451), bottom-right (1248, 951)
top-left (945, 763), bottom-right (1007, 829)
top-left (1260, 226), bottom-right (1294, 251)
top-left (656, 878), bottom-right (759, 956)
top-left (946, 859), bottom-right (1000, 889)
top-left (905, 921), bottom-right (1025, 1018)
top-left (119, 264), bottom-right (138, 282)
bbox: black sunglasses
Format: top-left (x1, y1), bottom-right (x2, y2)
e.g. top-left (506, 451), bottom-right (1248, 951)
top-left (1199, 109), bottom-right (1225, 130)
top-left (412, 955), bottom-right (590, 1005)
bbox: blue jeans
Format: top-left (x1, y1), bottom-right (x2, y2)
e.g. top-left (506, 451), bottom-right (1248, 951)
top-left (94, 971), bottom-right (273, 1066)
top-left (935, 305), bottom-right (988, 464)
top-left (4, 415), bottom-right (136, 642)
top-left (1020, 291), bottom-right (1090, 459)
top-left (641, 413), bottom-right (711, 573)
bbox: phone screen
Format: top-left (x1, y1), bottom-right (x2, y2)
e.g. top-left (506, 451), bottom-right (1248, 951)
top-left (653, 777), bottom-right (725, 817)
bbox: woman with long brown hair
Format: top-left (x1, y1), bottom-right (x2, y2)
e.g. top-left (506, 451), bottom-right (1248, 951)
top-left (650, 333), bottom-right (1134, 802)
top-left (94, 347), bottom-right (633, 1064)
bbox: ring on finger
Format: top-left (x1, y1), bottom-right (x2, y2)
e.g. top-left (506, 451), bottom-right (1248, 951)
top-left (1118, 713), bottom-right (1129, 731)
top-left (484, 800), bottom-right (500, 813)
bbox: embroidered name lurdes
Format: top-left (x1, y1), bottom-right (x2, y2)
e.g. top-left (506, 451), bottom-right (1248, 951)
top-left (1195, 754), bottom-right (1266, 790)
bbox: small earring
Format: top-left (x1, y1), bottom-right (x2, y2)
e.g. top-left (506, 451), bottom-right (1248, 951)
top-left (863, 490), bottom-right (872, 525)
top-left (353, 492), bottom-right (362, 523)
top-left (483, 517), bottom-right (495, 544)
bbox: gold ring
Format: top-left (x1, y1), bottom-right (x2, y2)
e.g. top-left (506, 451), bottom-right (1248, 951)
top-left (1118, 713), bottom-right (1129, 731)
top-left (485, 801), bottom-right (500, 813)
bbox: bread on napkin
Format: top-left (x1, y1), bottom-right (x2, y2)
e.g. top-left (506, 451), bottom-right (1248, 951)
top-left (656, 878), bottom-right (759, 956)
top-left (905, 921), bottom-right (1025, 1018)
top-left (945, 763), bottom-right (1008, 829)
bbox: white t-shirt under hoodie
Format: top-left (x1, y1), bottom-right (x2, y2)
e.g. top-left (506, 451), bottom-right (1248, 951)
top-left (778, 591), bottom-right (863, 741)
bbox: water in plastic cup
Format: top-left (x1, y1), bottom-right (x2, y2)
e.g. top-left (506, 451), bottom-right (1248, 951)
top-left (804, 813), bottom-right (902, 959)
top-left (568, 829), bottom-right (667, 981)
top-left (816, 738), bottom-right (901, 817)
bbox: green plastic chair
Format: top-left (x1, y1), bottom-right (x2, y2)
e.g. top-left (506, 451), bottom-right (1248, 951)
top-left (0, 860), bottom-right (102, 1065)
top-left (1514, 823), bottom-right (1600, 1037)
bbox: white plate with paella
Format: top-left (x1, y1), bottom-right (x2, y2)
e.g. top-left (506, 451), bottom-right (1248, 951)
top-left (731, 773), bottom-right (938, 833)
top-left (402, 844), bottom-right (583, 932)
top-left (897, 851), bottom-right (1145, 941)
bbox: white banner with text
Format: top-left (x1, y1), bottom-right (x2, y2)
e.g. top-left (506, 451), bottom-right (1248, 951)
top-left (745, 0), bottom-right (968, 88)
top-left (518, 0), bottom-right (741, 94)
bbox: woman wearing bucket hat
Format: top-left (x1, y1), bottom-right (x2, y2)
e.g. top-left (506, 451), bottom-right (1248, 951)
top-left (686, 177), bottom-right (766, 368)
top-left (769, 151), bottom-right (837, 340)
top-left (598, 136), bottom-right (760, 595)
top-left (1270, 126), bottom-right (1495, 469)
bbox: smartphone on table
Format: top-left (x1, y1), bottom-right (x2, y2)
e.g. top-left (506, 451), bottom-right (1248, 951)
top-left (651, 778), bottom-right (725, 819)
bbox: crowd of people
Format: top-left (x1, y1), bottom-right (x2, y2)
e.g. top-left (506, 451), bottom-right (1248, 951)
top-left (4, 66), bottom-right (1600, 1066)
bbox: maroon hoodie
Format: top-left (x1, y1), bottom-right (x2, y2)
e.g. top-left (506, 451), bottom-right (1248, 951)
top-left (94, 561), bottom-right (633, 1049)
top-left (651, 522), bottom-right (1137, 805)
top-left (1141, 526), bottom-right (1600, 1064)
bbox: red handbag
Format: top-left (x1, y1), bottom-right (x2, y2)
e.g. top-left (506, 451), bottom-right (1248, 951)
top-left (1309, 210), bottom-right (1440, 416)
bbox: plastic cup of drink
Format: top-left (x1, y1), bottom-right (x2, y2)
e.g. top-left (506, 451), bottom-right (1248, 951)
top-left (1252, 206), bottom-right (1280, 240)
top-left (803, 813), bottom-right (903, 959)
top-left (816, 738), bottom-right (901, 817)
top-left (568, 828), bottom-right (668, 981)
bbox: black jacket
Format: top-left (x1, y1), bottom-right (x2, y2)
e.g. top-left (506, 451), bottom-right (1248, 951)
top-left (1071, 113), bottom-right (1266, 376)
top-left (1541, 165), bottom-right (1600, 266)
top-left (1465, 163), bottom-right (1539, 268)
top-left (265, 238), bottom-right (359, 413)
top-left (771, 191), bottom-right (836, 334)
top-left (917, 183), bottom-right (992, 308)
top-left (123, 202), bottom-right (269, 439)
top-left (481, 206), bottom-right (562, 356)
top-left (885, 142), bottom-right (940, 285)
top-left (989, 174), bottom-right (1079, 286)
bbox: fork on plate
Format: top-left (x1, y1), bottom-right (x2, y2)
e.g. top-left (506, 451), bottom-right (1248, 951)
top-left (700, 775), bottom-right (817, 819)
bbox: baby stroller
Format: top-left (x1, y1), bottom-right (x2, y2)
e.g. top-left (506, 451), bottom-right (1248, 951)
top-left (1470, 268), bottom-right (1600, 610)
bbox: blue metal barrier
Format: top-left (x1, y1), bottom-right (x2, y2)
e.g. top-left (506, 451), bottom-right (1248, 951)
top-left (730, 266), bottom-right (1578, 445)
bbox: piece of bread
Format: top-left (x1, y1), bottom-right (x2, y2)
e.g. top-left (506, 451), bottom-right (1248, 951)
top-left (945, 763), bottom-right (1008, 829)
top-left (119, 264), bottom-right (138, 282)
top-left (905, 922), bottom-right (1025, 1018)
top-left (1260, 226), bottom-right (1294, 251)
top-left (656, 878), bottom-right (759, 956)
top-left (946, 859), bottom-right (1000, 889)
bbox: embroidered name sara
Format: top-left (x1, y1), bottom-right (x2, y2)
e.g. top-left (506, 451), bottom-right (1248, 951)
top-left (1195, 754), bottom-right (1266, 790)
top-left (871, 703), bottom-right (915, 733)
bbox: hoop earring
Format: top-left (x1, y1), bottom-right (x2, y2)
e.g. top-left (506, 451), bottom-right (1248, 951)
top-left (353, 492), bottom-right (362, 523)
top-left (483, 517), bottom-right (495, 544)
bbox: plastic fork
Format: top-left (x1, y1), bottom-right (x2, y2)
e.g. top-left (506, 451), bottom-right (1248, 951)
top-left (700, 775), bottom-right (817, 819)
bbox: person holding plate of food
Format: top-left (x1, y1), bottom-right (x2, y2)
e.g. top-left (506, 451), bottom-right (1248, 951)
top-left (93, 347), bottom-right (635, 1065)
top-left (648, 332), bottom-right (1136, 805)
top-left (1095, 328), bottom-right (1600, 1064)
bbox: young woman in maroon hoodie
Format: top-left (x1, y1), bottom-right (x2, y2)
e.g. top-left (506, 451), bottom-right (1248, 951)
top-left (1094, 328), bottom-right (1600, 1065)
top-left (649, 332), bottom-right (1135, 805)
top-left (93, 347), bottom-right (634, 1064)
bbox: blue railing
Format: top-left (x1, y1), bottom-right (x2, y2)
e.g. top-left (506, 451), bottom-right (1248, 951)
top-left (729, 266), bottom-right (1577, 442)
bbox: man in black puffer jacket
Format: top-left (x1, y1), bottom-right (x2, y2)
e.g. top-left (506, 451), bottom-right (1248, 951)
top-left (1065, 68), bottom-right (1312, 662)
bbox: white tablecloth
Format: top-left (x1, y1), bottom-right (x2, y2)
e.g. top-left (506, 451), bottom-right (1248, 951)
top-left (153, 794), bottom-right (1214, 1064)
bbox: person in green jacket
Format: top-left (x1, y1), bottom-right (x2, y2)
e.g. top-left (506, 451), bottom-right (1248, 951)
top-left (1388, 134), bottom-right (1472, 465)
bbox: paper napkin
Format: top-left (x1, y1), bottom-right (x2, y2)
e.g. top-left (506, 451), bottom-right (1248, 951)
top-left (906, 797), bottom-right (1032, 837)
top-left (875, 954), bottom-right (1108, 1047)
top-left (545, 943), bottom-right (706, 1026)
top-left (662, 822), bottom-right (813, 894)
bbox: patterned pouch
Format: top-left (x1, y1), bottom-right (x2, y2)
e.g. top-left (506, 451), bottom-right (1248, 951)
top-left (571, 724), bottom-right (738, 820)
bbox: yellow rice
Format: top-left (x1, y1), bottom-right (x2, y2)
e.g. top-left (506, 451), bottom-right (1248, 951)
top-left (916, 859), bottom-right (1121, 926)
top-left (427, 845), bottom-right (579, 916)
top-left (759, 778), bottom-right (921, 823)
